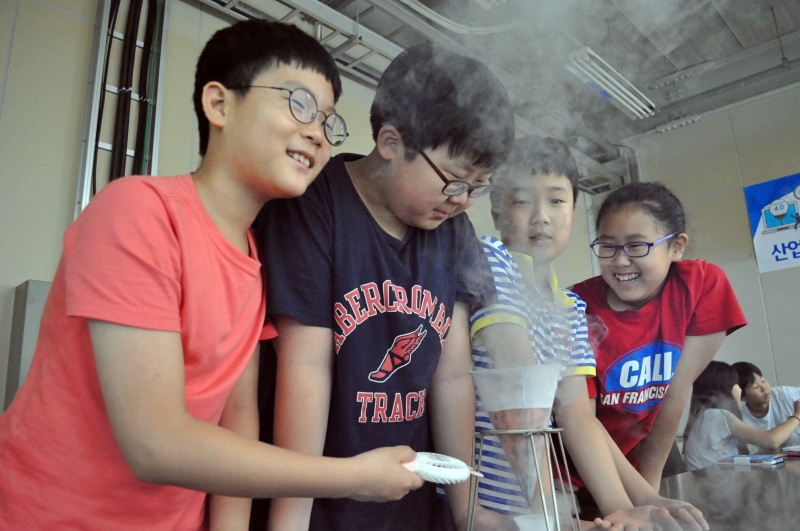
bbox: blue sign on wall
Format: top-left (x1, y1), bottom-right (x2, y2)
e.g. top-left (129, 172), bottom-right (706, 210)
top-left (743, 172), bottom-right (800, 273)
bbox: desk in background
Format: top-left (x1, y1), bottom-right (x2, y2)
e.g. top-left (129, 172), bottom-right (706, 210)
top-left (659, 458), bottom-right (800, 530)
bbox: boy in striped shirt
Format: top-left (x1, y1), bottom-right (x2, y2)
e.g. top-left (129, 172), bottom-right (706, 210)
top-left (461, 137), bottom-right (708, 531)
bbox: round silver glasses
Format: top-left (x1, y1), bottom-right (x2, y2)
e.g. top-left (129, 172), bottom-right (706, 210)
top-left (590, 233), bottom-right (675, 258)
top-left (230, 85), bottom-right (348, 146)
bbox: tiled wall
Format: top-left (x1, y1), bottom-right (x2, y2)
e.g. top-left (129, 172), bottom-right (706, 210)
top-left (634, 85), bottom-right (800, 387)
top-left (0, 0), bottom-right (409, 407)
top-left (0, 0), bottom-right (98, 408)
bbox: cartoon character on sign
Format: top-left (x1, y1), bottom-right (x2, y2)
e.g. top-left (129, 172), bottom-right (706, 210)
top-left (368, 325), bottom-right (427, 382)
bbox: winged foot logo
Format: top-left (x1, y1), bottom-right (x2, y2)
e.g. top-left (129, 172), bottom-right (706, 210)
top-left (368, 325), bottom-right (427, 383)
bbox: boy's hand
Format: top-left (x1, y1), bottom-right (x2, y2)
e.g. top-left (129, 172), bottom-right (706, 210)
top-left (642, 494), bottom-right (707, 530)
top-left (347, 446), bottom-right (424, 502)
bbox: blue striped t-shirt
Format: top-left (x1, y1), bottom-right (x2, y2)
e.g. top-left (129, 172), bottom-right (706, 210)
top-left (468, 236), bottom-right (596, 515)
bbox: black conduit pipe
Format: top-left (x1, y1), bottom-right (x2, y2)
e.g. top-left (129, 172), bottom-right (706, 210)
top-left (132, 0), bottom-right (158, 175)
top-left (90, 0), bottom-right (122, 196)
top-left (109, 0), bottom-right (145, 182)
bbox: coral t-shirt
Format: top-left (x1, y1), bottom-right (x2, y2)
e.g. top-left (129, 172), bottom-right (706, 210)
top-left (571, 260), bottom-right (746, 469)
top-left (0, 175), bottom-right (276, 530)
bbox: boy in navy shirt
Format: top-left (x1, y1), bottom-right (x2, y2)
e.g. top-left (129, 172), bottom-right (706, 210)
top-left (257, 45), bottom-right (515, 530)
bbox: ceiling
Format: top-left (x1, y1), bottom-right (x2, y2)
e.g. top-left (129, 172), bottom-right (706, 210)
top-left (202, 0), bottom-right (800, 191)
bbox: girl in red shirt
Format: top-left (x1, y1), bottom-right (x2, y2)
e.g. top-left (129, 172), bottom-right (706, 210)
top-left (571, 182), bottom-right (747, 502)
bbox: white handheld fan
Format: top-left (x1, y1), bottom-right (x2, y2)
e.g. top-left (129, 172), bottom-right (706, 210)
top-left (402, 452), bottom-right (483, 484)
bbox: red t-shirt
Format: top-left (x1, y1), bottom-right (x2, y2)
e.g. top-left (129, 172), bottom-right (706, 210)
top-left (0, 175), bottom-right (276, 531)
top-left (571, 260), bottom-right (746, 469)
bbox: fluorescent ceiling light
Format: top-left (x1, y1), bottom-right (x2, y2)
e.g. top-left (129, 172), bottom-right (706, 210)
top-left (566, 47), bottom-right (657, 120)
top-left (397, 0), bottom-right (523, 35)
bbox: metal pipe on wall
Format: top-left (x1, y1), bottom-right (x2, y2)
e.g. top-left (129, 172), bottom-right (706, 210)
top-left (74, 0), bottom-right (171, 217)
top-left (108, 0), bottom-right (145, 182)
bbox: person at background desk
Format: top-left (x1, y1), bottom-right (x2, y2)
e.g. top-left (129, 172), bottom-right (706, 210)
top-left (256, 45), bottom-right (516, 531)
top-left (733, 361), bottom-right (800, 453)
top-left (683, 361), bottom-right (800, 471)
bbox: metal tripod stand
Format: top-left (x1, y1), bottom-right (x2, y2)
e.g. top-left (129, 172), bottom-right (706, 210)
top-left (466, 428), bottom-right (580, 531)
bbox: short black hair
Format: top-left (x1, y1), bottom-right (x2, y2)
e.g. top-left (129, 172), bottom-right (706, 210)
top-left (684, 361), bottom-right (742, 443)
top-left (193, 20), bottom-right (342, 156)
top-left (489, 136), bottom-right (580, 210)
top-left (732, 362), bottom-right (763, 396)
top-left (370, 45), bottom-right (515, 170)
top-left (596, 182), bottom-right (686, 236)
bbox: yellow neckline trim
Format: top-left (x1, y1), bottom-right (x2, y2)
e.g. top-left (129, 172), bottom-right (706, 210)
top-left (508, 250), bottom-right (573, 309)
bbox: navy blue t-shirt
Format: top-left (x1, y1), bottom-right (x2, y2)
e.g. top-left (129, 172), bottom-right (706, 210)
top-left (259, 153), bottom-right (494, 530)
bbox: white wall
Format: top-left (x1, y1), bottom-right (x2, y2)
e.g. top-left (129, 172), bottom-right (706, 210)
top-left (631, 84), bottom-right (800, 387)
top-left (0, 0), bottom-right (98, 408)
top-left (0, 0), bottom-right (403, 407)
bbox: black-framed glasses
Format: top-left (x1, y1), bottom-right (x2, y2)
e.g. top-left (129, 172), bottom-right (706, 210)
top-left (419, 151), bottom-right (492, 198)
top-left (590, 233), bottom-right (675, 258)
top-left (228, 85), bottom-right (348, 146)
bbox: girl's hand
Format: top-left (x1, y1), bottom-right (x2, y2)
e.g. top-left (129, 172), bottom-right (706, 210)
top-left (643, 494), bottom-right (708, 530)
top-left (792, 399), bottom-right (800, 417)
top-left (600, 506), bottom-right (691, 531)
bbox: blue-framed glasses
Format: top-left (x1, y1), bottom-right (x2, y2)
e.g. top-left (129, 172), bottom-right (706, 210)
top-left (590, 234), bottom-right (675, 258)
top-left (228, 85), bottom-right (348, 146)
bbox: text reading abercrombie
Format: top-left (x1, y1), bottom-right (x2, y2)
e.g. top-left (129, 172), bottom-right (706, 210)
top-left (334, 280), bottom-right (452, 352)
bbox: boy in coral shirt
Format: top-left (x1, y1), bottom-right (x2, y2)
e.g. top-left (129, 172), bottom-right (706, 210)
top-left (0, 20), bottom-right (421, 531)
